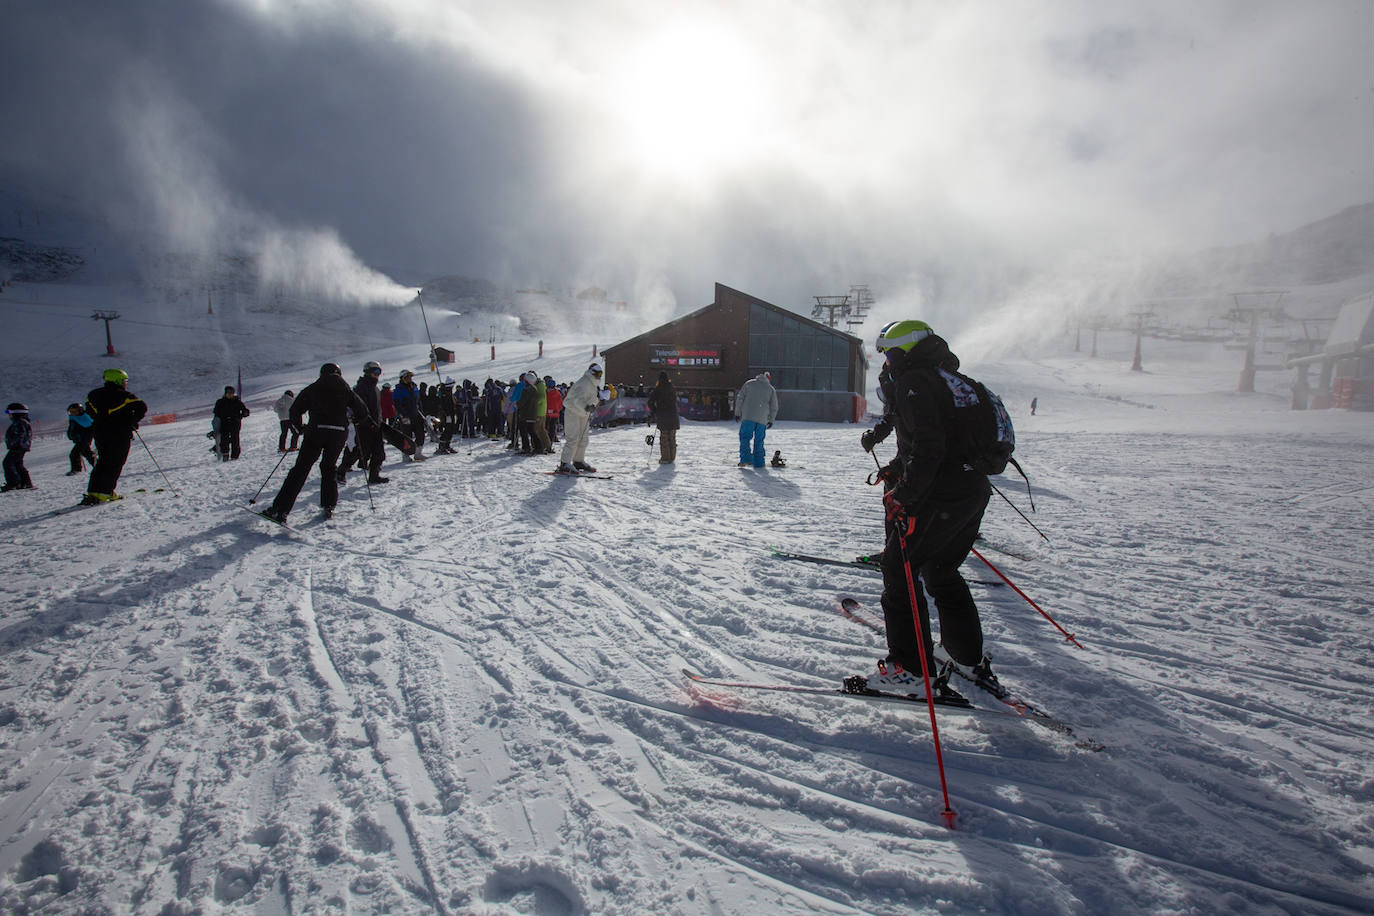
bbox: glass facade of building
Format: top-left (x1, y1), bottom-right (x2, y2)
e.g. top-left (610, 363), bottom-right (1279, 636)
top-left (747, 303), bottom-right (851, 390)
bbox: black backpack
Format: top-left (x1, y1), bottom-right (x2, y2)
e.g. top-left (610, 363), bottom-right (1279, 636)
top-left (937, 368), bottom-right (1020, 479)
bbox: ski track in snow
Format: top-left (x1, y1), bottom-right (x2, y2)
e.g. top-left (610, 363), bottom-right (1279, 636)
top-left (1, 351), bottom-right (1373, 914)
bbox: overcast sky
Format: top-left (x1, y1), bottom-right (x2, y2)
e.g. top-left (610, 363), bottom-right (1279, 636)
top-left (5, 0), bottom-right (1372, 333)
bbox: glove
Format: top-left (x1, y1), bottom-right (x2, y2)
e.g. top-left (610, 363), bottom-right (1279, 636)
top-left (883, 490), bottom-right (919, 536)
top-left (766, 421), bottom-right (772, 429)
top-left (860, 429), bottom-right (878, 452)
top-left (883, 489), bottom-right (906, 522)
top-left (875, 461), bottom-right (899, 488)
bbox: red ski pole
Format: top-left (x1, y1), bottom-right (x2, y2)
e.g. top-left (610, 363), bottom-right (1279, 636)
top-left (970, 547), bottom-right (1084, 649)
top-left (895, 513), bottom-right (959, 829)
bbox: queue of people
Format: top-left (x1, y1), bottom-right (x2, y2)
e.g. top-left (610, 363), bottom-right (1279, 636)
top-left (4, 359), bottom-right (778, 510)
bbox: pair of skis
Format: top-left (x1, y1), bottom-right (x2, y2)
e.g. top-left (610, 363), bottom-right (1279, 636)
top-left (535, 470), bottom-right (614, 479)
top-left (768, 548), bottom-right (1006, 588)
top-left (49, 487), bottom-right (167, 516)
top-left (683, 597), bottom-right (1103, 751)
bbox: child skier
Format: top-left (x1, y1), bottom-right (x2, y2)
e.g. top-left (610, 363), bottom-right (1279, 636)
top-left (66, 403), bottom-right (96, 475)
top-left (3, 403), bottom-right (34, 491)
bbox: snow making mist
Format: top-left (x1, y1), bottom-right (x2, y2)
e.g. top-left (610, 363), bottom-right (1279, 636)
top-left (255, 226), bottom-right (414, 307)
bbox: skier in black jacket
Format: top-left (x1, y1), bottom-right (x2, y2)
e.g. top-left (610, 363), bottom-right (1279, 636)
top-left (83, 368), bottom-right (148, 504)
top-left (645, 371), bottom-right (680, 464)
top-left (261, 364), bottom-right (374, 522)
top-left (337, 360), bottom-right (388, 484)
top-left (863, 321), bottom-right (993, 698)
top-left (212, 386), bottom-right (251, 460)
top-left (3, 403), bottom-right (34, 491)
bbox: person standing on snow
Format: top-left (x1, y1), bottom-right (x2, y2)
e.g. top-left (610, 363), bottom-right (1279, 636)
top-left (531, 374), bottom-right (552, 454)
top-left (3, 403), bottom-right (34, 491)
top-left (339, 360), bottom-right (389, 484)
top-left (261, 364), bottom-right (374, 523)
top-left (213, 386), bottom-right (251, 461)
top-left (379, 382), bottom-right (395, 424)
top-left (863, 320), bottom-right (993, 699)
top-left (273, 389), bottom-right (298, 452)
top-left (646, 371), bottom-right (680, 464)
top-left (516, 371), bottom-right (542, 453)
top-left (557, 362), bottom-right (603, 473)
top-left (391, 370), bottom-right (427, 460)
top-left (65, 402), bottom-right (96, 476)
top-left (734, 371), bottom-right (778, 468)
top-left (544, 377), bottom-right (563, 445)
top-left (83, 368), bottom-right (148, 504)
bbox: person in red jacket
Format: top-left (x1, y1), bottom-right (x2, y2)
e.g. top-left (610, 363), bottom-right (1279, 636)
top-left (544, 377), bottom-right (563, 444)
top-left (379, 383), bottom-right (396, 422)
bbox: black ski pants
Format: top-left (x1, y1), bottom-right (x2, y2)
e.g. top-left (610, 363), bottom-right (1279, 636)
top-left (357, 426), bottom-right (385, 478)
top-left (270, 427), bottom-right (347, 516)
top-left (4, 449), bottom-right (32, 488)
top-left (69, 436), bottom-right (96, 474)
top-left (880, 484), bottom-right (990, 670)
top-left (88, 433), bottom-right (133, 496)
top-left (278, 420), bottom-right (299, 451)
top-left (219, 423), bottom-right (243, 460)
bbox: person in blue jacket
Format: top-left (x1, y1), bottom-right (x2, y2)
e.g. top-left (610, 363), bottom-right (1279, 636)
top-left (66, 402), bottom-right (96, 475)
top-left (391, 370), bottom-right (427, 460)
top-left (3, 402), bottom-right (34, 491)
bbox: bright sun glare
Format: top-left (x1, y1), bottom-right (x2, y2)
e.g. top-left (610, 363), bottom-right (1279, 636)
top-left (604, 24), bottom-right (767, 183)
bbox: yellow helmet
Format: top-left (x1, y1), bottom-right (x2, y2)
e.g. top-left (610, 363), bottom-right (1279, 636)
top-left (875, 320), bottom-right (933, 354)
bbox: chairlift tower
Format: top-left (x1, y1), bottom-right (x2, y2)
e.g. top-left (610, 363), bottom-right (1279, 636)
top-left (1225, 290), bottom-right (1288, 393)
top-left (1127, 310), bottom-right (1155, 371)
top-left (92, 310), bottom-right (120, 356)
top-left (846, 285), bottom-right (875, 332)
top-left (812, 295), bottom-right (851, 329)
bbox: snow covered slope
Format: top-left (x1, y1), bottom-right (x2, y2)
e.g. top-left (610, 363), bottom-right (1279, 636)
top-left (1, 320), bottom-right (1372, 912)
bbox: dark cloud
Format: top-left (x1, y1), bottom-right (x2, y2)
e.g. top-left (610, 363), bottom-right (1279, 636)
top-left (4, 0), bottom-right (1373, 336)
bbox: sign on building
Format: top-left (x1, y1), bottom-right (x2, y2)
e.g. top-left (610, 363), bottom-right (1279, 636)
top-left (649, 344), bottom-right (723, 369)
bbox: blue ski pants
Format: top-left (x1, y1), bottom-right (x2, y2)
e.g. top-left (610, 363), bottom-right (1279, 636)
top-left (739, 420), bottom-right (767, 467)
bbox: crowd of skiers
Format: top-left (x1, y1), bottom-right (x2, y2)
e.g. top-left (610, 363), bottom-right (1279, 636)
top-left (2, 360), bottom-right (697, 508)
top-left (259, 361), bottom-right (618, 522)
top-left (2, 359), bottom-right (778, 505)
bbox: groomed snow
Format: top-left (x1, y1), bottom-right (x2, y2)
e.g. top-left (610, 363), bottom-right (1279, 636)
top-left (1, 298), bottom-right (1372, 914)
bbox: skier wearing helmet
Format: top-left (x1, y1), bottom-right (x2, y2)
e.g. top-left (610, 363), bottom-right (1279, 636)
top-left (392, 369), bottom-right (426, 460)
top-left (82, 368), bottom-right (148, 504)
top-left (260, 363), bottom-right (374, 523)
top-left (556, 362), bottom-right (604, 473)
top-left (860, 320), bottom-right (993, 700)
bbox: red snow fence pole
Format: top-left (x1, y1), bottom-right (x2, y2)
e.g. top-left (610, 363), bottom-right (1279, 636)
top-left (896, 517), bottom-right (958, 829)
top-left (970, 548), bottom-right (1083, 649)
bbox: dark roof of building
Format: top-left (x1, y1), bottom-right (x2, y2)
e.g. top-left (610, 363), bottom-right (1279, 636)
top-left (604, 283), bottom-right (862, 355)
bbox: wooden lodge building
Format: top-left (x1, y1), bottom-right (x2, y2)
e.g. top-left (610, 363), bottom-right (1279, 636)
top-left (602, 283), bottom-right (868, 422)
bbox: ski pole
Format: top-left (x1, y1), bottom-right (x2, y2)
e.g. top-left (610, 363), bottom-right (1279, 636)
top-left (894, 509), bottom-right (958, 829)
top-left (970, 547), bottom-right (1084, 649)
top-left (249, 449), bottom-right (290, 504)
top-left (134, 429), bottom-right (178, 497)
top-left (990, 480), bottom-right (1049, 543)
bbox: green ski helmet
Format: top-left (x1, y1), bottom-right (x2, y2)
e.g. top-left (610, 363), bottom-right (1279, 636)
top-left (875, 320), bottom-right (933, 354)
top-left (103, 368), bottom-right (129, 384)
